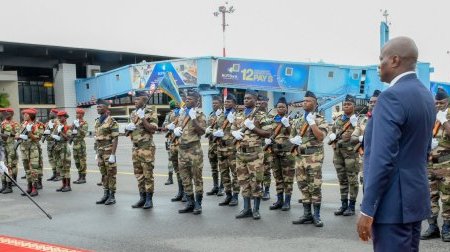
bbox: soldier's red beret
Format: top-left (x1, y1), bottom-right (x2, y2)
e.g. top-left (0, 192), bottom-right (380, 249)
top-left (22, 109), bottom-right (37, 115)
top-left (50, 108), bottom-right (59, 114)
top-left (76, 108), bottom-right (85, 114)
top-left (57, 110), bottom-right (69, 117)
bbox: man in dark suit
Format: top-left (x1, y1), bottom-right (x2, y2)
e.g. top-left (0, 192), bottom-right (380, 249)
top-left (356, 37), bottom-right (435, 251)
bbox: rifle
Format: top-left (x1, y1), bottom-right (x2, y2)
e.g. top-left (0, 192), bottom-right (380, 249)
top-left (165, 116), bottom-right (179, 140)
top-left (263, 111), bottom-right (293, 153)
top-left (68, 122), bottom-right (81, 145)
top-left (41, 121), bottom-right (54, 143)
top-left (328, 109), bottom-right (365, 146)
top-left (205, 116), bottom-right (218, 139)
top-left (172, 113), bottom-right (191, 145)
top-left (232, 107), bottom-right (259, 148)
top-left (14, 124), bottom-right (31, 151)
top-left (290, 120), bottom-right (310, 155)
top-left (433, 121), bottom-right (441, 138)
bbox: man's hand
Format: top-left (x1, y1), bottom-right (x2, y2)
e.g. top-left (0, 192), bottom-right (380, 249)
top-left (213, 129), bottom-right (224, 138)
top-left (43, 129), bottom-right (51, 135)
top-left (350, 114), bottom-right (358, 127)
top-left (205, 126), bottom-right (212, 135)
top-left (244, 119), bottom-right (255, 130)
top-left (48, 121), bottom-right (54, 129)
top-left (108, 154), bottom-right (116, 164)
top-left (174, 127), bottom-right (183, 137)
top-left (136, 108), bottom-right (145, 119)
top-left (437, 110), bottom-right (448, 124)
top-left (231, 130), bottom-right (244, 140)
top-left (188, 108), bottom-right (197, 120)
top-left (0, 161), bottom-right (8, 175)
top-left (166, 122), bottom-right (176, 130)
top-left (359, 135), bottom-right (364, 143)
top-left (227, 112), bottom-right (235, 124)
top-left (126, 123), bottom-right (136, 131)
top-left (215, 109), bottom-right (222, 117)
top-left (328, 133), bottom-right (337, 142)
top-left (289, 135), bottom-right (302, 145)
top-left (357, 213), bottom-right (374, 242)
top-left (73, 119), bottom-right (80, 128)
top-left (281, 116), bottom-right (290, 127)
top-left (19, 134), bottom-right (28, 140)
top-left (26, 124), bottom-right (33, 132)
top-left (306, 113), bottom-right (316, 126)
top-left (72, 129), bottom-right (78, 135)
top-left (264, 138), bottom-right (272, 145)
top-left (432, 138), bottom-right (439, 150)
top-left (57, 125), bottom-right (63, 133)
top-left (51, 134), bottom-right (61, 141)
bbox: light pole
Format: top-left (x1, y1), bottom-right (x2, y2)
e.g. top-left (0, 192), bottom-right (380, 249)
top-left (213, 2), bottom-right (235, 57)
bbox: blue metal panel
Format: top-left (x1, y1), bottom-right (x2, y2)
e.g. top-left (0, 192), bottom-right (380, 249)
top-left (197, 58), bottom-right (213, 84)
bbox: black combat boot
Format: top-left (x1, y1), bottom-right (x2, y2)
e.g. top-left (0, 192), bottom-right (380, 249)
top-left (143, 192), bottom-right (153, 209)
top-left (281, 194), bottom-right (291, 211)
top-left (29, 183), bottom-right (38, 197)
top-left (252, 197), bottom-right (261, 220)
top-left (21, 182), bottom-right (32, 196)
top-left (269, 193), bottom-right (284, 210)
top-left (165, 172), bottom-right (173, 185)
top-left (193, 194), bottom-right (203, 215)
top-left (217, 183), bottom-right (224, 196)
top-left (104, 191), bottom-right (116, 205)
top-left (12, 174), bottom-right (17, 186)
top-left (47, 171), bottom-right (57, 181)
top-left (236, 197), bottom-right (253, 219)
top-left (54, 173), bottom-right (62, 181)
top-left (73, 173), bottom-right (82, 184)
top-left (36, 177), bottom-right (43, 190)
top-left (21, 175), bottom-right (26, 179)
top-left (181, 192), bottom-right (188, 202)
top-left (219, 192), bottom-right (232, 206)
top-left (2, 182), bottom-right (13, 194)
top-left (206, 174), bottom-right (219, 196)
top-left (442, 220), bottom-right (450, 242)
top-left (334, 199), bottom-right (348, 216)
top-left (61, 178), bottom-right (71, 192)
top-left (229, 193), bottom-right (239, 206)
top-left (293, 203), bottom-right (313, 224)
top-left (343, 200), bottom-right (356, 216)
top-left (313, 203), bottom-right (324, 227)
top-left (56, 178), bottom-right (66, 192)
top-left (77, 174), bottom-right (86, 184)
top-left (0, 180), bottom-right (6, 193)
top-left (262, 186), bottom-right (270, 201)
top-left (96, 189), bottom-right (109, 204)
top-left (132, 192), bottom-right (146, 208)
top-left (420, 216), bottom-right (441, 240)
top-left (179, 194), bottom-right (195, 213)
top-left (171, 178), bottom-right (184, 202)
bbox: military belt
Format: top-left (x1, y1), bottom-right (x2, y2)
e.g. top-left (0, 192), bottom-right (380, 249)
top-left (96, 139), bottom-right (111, 147)
top-left (133, 141), bottom-right (153, 148)
top-left (219, 139), bottom-right (234, 147)
top-left (299, 146), bottom-right (322, 155)
top-left (432, 153), bottom-right (450, 164)
top-left (179, 141), bottom-right (200, 150)
top-left (238, 146), bottom-right (260, 153)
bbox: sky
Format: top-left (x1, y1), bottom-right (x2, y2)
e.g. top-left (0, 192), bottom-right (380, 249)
top-left (1, 0), bottom-right (449, 81)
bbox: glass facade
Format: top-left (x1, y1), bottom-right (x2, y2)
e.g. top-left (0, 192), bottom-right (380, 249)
top-left (18, 81), bottom-right (55, 105)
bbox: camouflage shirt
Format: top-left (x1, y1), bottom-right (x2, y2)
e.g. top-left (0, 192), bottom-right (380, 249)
top-left (54, 121), bottom-right (72, 148)
top-left (291, 113), bottom-right (328, 148)
top-left (214, 108), bottom-right (236, 151)
top-left (270, 115), bottom-right (293, 149)
top-left (129, 105), bottom-right (158, 145)
top-left (17, 120), bottom-right (44, 147)
top-left (1, 119), bottom-right (20, 145)
top-left (166, 109), bottom-right (182, 146)
top-left (207, 110), bottom-right (220, 143)
top-left (231, 107), bottom-right (273, 148)
top-left (331, 114), bottom-right (361, 146)
top-left (72, 119), bottom-right (89, 143)
top-left (94, 115), bottom-right (119, 150)
top-left (433, 109), bottom-right (450, 153)
top-left (177, 108), bottom-right (206, 145)
top-left (45, 118), bottom-right (60, 143)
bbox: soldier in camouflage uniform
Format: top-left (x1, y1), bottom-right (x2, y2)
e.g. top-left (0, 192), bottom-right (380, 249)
top-left (16, 108), bottom-right (44, 197)
top-left (264, 97), bottom-right (295, 211)
top-left (162, 101), bottom-right (178, 186)
top-left (231, 90), bottom-right (272, 220)
top-left (174, 90), bottom-right (206, 214)
top-left (257, 95), bottom-right (273, 201)
top-left (329, 94), bottom-right (361, 216)
top-left (205, 96), bottom-right (223, 196)
top-left (72, 108), bottom-right (89, 184)
top-left (0, 108), bottom-right (19, 194)
top-left (421, 88), bottom-right (450, 242)
top-left (94, 99), bottom-right (120, 206)
top-left (290, 91), bottom-right (327, 227)
top-left (213, 94), bottom-right (240, 206)
top-left (52, 111), bottom-right (72, 192)
top-left (43, 109), bottom-right (61, 182)
top-left (127, 91), bottom-right (159, 209)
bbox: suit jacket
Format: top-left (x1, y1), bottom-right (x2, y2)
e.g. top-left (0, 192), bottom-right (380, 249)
top-left (362, 73), bottom-right (435, 224)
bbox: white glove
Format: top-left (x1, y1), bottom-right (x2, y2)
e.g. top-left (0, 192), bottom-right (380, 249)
top-left (306, 113), bottom-right (316, 126)
top-left (73, 119), bottom-right (80, 128)
top-left (215, 109), bottom-right (222, 117)
top-left (108, 154), bottom-right (116, 164)
top-left (329, 133), bottom-right (337, 142)
top-left (26, 124), bottom-right (33, 132)
top-left (179, 107), bottom-right (185, 115)
top-left (19, 134), bottom-right (28, 140)
top-left (48, 121), bottom-right (54, 129)
top-left (57, 125), bottom-right (63, 133)
top-left (227, 112), bottom-right (235, 124)
top-left (136, 108), bottom-right (145, 119)
top-left (126, 123), bottom-right (136, 131)
top-left (205, 126), bottom-right (212, 135)
top-left (43, 129), bottom-right (51, 135)
top-left (0, 161), bottom-right (7, 175)
top-left (437, 110), bottom-right (448, 124)
top-left (95, 154), bottom-right (98, 160)
top-left (167, 122), bottom-right (176, 130)
top-left (72, 129), bottom-right (78, 135)
top-left (174, 127), bottom-right (183, 137)
top-left (281, 116), bottom-right (290, 127)
top-left (350, 114), bottom-right (358, 127)
top-left (244, 118), bottom-right (255, 130)
top-left (432, 138), bottom-right (439, 150)
top-left (289, 135), bottom-right (302, 145)
top-left (359, 135), bottom-right (364, 143)
top-left (51, 134), bottom-right (61, 141)
top-left (264, 138), bottom-right (272, 145)
top-left (213, 129), bottom-right (224, 138)
top-left (231, 130), bottom-right (244, 140)
top-left (188, 108), bottom-right (197, 120)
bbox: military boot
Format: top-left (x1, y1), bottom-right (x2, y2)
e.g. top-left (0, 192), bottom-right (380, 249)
top-left (206, 174), bottom-right (219, 196)
top-left (54, 173), bottom-right (62, 181)
top-left (143, 192), bottom-right (153, 209)
top-left (252, 197), bottom-right (261, 220)
top-left (179, 195), bottom-right (195, 213)
top-left (104, 191), bottom-right (116, 205)
top-left (47, 171), bottom-right (57, 181)
top-left (442, 220), bottom-right (450, 242)
top-left (281, 194), bottom-right (291, 211)
top-left (269, 193), bottom-right (284, 210)
top-left (420, 216), bottom-right (441, 240)
top-left (77, 174), bottom-right (86, 184)
top-left (228, 193), bottom-right (239, 206)
top-left (262, 186), bottom-right (270, 201)
top-left (21, 182), bottom-right (32, 196)
top-left (181, 192), bottom-right (188, 202)
top-left (171, 179), bottom-right (184, 202)
top-left (193, 194), bottom-right (203, 215)
top-left (61, 178), bottom-right (72, 192)
top-left (219, 192), bottom-right (232, 206)
top-left (334, 199), bottom-right (348, 216)
top-left (2, 182), bottom-right (13, 194)
top-left (313, 203), bottom-right (324, 227)
top-left (73, 173), bottom-right (82, 184)
top-left (29, 183), bottom-right (38, 197)
top-left (96, 189), bottom-right (109, 204)
top-left (21, 175), bottom-right (26, 179)
top-left (36, 177), bottom-right (43, 190)
top-left (12, 174), bottom-right (17, 186)
top-left (56, 178), bottom-right (66, 192)
top-left (165, 172), bottom-right (173, 185)
top-left (236, 197), bottom-right (253, 219)
top-left (343, 199), bottom-right (356, 216)
top-left (217, 183), bottom-right (224, 196)
top-left (132, 192), bottom-right (146, 208)
top-left (292, 203), bottom-right (313, 224)
top-left (0, 180), bottom-right (6, 193)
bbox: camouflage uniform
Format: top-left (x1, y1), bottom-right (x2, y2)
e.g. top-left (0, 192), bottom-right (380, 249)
top-left (206, 110), bottom-right (221, 195)
top-left (1, 119), bottom-right (19, 191)
top-left (72, 120), bottom-right (89, 178)
top-left (357, 115), bottom-right (370, 184)
top-left (167, 109), bottom-right (184, 200)
top-left (162, 113), bottom-right (174, 174)
top-left (53, 122), bottom-right (72, 180)
top-left (261, 110), bottom-right (273, 200)
top-left (44, 118), bottom-right (60, 179)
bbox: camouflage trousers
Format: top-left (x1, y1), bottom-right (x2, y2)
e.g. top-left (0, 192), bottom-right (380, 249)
top-left (169, 145), bottom-right (179, 173)
top-left (132, 145), bottom-right (155, 193)
top-left (73, 140), bottom-right (87, 175)
top-left (54, 143), bottom-right (71, 179)
top-left (178, 141), bottom-right (203, 196)
top-left (1, 144), bottom-right (18, 183)
top-left (358, 154), bottom-right (364, 184)
top-left (20, 142), bottom-right (41, 184)
top-left (296, 151), bottom-right (324, 204)
top-left (47, 140), bottom-right (57, 173)
top-left (236, 147), bottom-right (264, 198)
top-left (38, 144), bottom-right (43, 178)
top-left (218, 148), bottom-right (240, 193)
top-left (262, 151), bottom-right (272, 188)
top-left (428, 163), bottom-right (450, 220)
top-left (97, 146), bottom-right (117, 192)
top-left (167, 151), bottom-right (174, 173)
top-left (271, 151), bottom-right (295, 195)
top-left (333, 147), bottom-right (359, 201)
top-left (208, 142), bottom-right (219, 179)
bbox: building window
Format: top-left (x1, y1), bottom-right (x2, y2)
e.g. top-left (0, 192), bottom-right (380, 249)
top-left (18, 81), bottom-right (55, 105)
top-left (328, 71), bottom-right (334, 78)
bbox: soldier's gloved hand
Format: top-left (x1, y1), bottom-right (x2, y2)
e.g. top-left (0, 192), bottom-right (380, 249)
top-left (215, 109), bottom-right (222, 117)
top-left (125, 123), bottom-right (136, 131)
top-left (26, 124), bottom-right (33, 132)
top-left (57, 125), bottom-right (63, 133)
top-left (48, 121), bottom-right (54, 129)
top-left (51, 134), bottom-right (61, 141)
top-left (43, 129), bottom-right (51, 135)
top-left (0, 161), bottom-right (7, 175)
top-left (359, 135), bottom-right (364, 143)
top-left (174, 127), bottom-right (183, 137)
top-left (213, 129), bottom-right (224, 138)
top-left (136, 108), bottom-right (145, 119)
top-left (108, 154), bottom-right (116, 164)
top-left (227, 112), bottom-right (235, 124)
top-left (306, 113), bottom-right (316, 126)
top-left (281, 116), bottom-right (290, 127)
top-left (231, 130), bottom-right (244, 140)
top-left (19, 134), bottom-right (28, 140)
top-left (73, 119), bottom-right (80, 128)
top-left (432, 138), bottom-right (439, 150)
top-left (350, 114), bottom-right (358, 127)
top-left (179, 107), bottom-right (185, 115)
top-left (264, 138), bottom-right (272, 145)
top-left (244, 118), bottom-right (255, 130)
top-left (289, 135), bottom-right (302, 145)
top-left (95, 154), bottom-right (98, 160)
top-left (328, 133), bottom-right (337, 142)
top-left (437, 110), bottom-right (448, 124)
top-left (205, 126), bottom-right (212, 135)
top-left (167, 122), bottom-right (176, 130)
top-left (72, 129), bottom-right (78, 135)
top-left (188, 108), bottom-right (197, 120)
